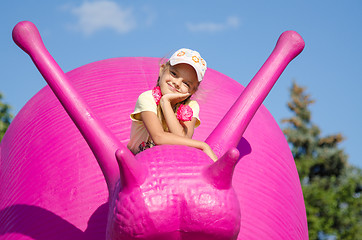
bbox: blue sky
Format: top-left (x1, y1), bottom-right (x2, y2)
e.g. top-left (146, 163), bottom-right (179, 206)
top-left (1, 0), bottom-right (361, 168)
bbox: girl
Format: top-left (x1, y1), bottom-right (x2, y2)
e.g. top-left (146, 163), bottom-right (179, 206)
top-left (127, 48), bottom-right (217, 161)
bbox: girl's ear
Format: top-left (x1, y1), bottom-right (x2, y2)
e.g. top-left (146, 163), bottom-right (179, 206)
top-left (159, 64), bottom-right (166, 76)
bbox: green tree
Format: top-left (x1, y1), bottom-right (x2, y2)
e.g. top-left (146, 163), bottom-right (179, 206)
top-left (282, 82), bottom-right (362, 240)
top-left (0, 92), bottom-right (13, 141)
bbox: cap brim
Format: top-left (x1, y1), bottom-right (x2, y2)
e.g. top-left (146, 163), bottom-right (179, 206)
top-left (169, 58), bottom-right (203, 82)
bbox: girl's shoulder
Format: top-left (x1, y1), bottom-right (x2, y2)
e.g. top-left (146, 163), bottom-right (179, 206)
top-left (133, 90), bottom-right (157, 114)
top-left (183, 99), bottom-right (201, 127)
top-left (137, 90), bottom-right (156, 104)
top-left (138, 89), bottom-right (153, 98)
top-left (186, 99), bottom-right (200, 110)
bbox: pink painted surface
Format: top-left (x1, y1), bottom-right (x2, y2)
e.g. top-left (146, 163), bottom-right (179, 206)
top-left (0, 21), bottom-right (308, 239)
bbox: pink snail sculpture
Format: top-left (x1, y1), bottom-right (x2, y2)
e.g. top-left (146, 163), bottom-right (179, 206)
top-left (0, 21), bottom-right (308, 239)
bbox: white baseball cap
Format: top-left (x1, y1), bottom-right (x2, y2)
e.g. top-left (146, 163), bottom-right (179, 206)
top-left (169, 48), bottom-right (207, 82)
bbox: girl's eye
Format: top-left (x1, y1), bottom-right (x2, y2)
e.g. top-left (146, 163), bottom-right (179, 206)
top-left (170, 71), bottom-right (177, 77)
top-left (183, 82), bottom-right (190, 87)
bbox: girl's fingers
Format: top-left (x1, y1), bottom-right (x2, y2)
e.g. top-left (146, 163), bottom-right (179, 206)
top-left (164, 93), bottom-right (190, 102)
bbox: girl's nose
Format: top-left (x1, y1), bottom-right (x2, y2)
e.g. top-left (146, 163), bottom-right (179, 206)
top-left (173, 78), bottom-right (182, 88)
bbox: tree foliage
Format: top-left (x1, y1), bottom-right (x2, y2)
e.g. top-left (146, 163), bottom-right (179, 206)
top-left (282, 82), bottom-right (361, 240)
top-left (0, 92), bottom-right (13, 142)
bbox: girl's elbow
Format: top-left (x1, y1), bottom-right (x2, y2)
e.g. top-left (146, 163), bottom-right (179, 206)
top-left (176, 126), bottom-right (190, 138)
top-left (175, 130), bottom-right (188, 138)
top-left (151, 133), bottom-right (166, 145)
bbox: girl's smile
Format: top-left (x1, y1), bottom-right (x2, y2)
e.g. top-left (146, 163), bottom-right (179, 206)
top-left (167, 82), bottom-right (181, 93)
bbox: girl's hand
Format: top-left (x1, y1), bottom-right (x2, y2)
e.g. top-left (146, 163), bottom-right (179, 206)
top-left (161, 92), bottom-right (191, 105)
top-left (202, 143), bottom-right (218, 162)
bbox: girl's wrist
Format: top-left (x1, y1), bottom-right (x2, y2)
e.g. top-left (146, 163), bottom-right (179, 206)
top-left (160, 95), bottom-right (173, 108)
top-left (200, 142), bottom-right (208, 151)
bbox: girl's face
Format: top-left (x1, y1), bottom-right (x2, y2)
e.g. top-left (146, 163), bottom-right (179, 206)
top-left (158, 63), bottom-right (199, 96)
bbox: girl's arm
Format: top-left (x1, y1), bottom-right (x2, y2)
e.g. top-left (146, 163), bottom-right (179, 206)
top-left (141, 111), bottom-right (217, 161)
top-left (160, 93), bottom-right (195, 138)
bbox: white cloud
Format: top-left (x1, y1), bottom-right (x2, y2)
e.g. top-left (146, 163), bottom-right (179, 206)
top-left (187, 16), bottom-right (240, 33)
top-left (68, 0), bottom-right (136, 35)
